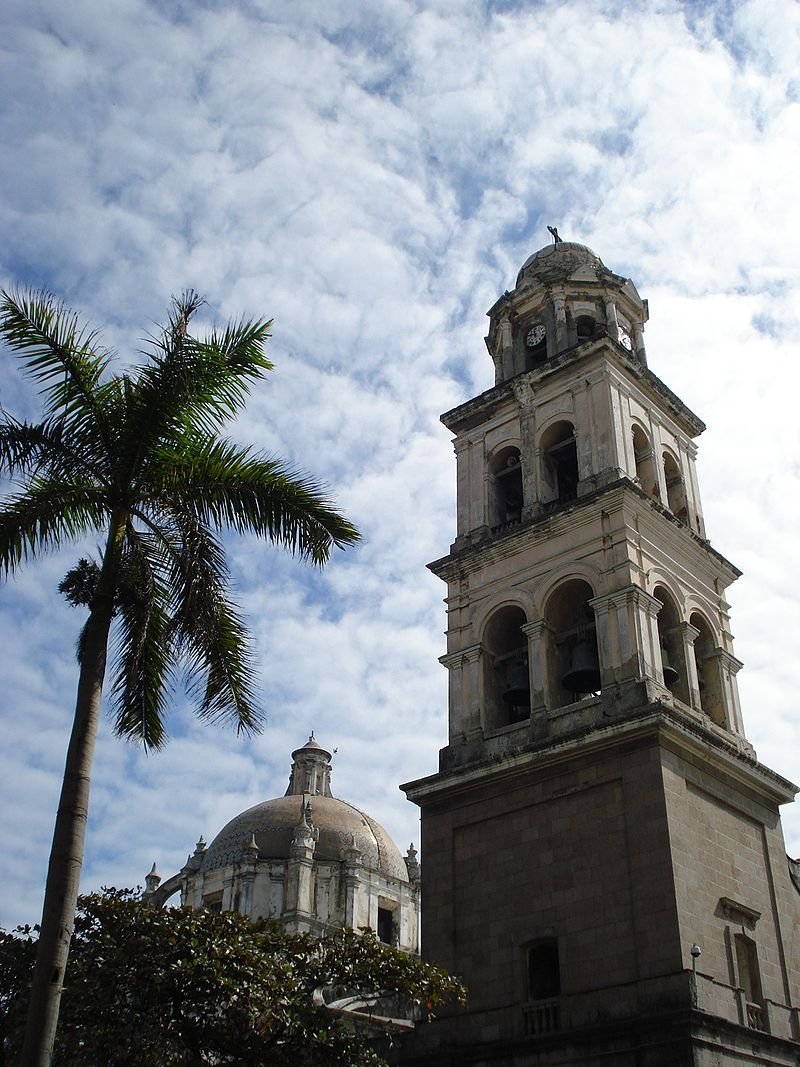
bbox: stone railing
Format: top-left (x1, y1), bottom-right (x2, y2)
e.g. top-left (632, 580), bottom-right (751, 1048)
top-left (523, 998), bottom-right (560, 1036)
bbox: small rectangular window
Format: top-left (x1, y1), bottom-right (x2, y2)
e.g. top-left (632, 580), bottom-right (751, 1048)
top-left (377, 906), bottom-right (394, 944)
top-left (528, 938), bottom-right (560, 1000)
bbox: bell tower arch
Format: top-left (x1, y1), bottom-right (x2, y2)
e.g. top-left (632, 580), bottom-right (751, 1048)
top-left (402, 236), bottom-right (799, 1067)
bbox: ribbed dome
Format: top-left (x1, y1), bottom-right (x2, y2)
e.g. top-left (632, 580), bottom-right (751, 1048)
top-left (200, 794), bottom-right (409, 882)
top-left (516, 241), bottom-right (603, 287)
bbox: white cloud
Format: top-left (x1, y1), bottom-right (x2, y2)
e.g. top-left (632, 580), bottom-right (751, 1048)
top-left (1, 0), bottom-right (799, 935)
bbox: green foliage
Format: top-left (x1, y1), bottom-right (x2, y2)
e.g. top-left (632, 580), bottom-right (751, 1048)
top-left (0, 287), bottom-right (361, 747)
top-left (0, 892), bottom-right (465, 1066)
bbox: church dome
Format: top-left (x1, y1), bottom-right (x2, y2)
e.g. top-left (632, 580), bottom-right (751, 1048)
top-left (516, 241), bottom-right (604, 288)
top-left (199, 735), bottom-right (410, 883)
top-left (200, 793), bottom-right (409, 881)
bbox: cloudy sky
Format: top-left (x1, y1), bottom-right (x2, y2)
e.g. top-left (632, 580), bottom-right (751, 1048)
top-left (1, 0), bottom-right (799, 932)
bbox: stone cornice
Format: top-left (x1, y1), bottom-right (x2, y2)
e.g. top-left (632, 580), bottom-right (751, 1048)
top-left (440, 337), bottom-right (705, 438)
top-left (401, 701), bottom-right (797, 810)
top-left (429, 478), bottom-right (740, 583)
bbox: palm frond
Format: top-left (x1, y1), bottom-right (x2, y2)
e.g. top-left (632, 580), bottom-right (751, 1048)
top-left (120, 295), bottom-right (273, 479)
top-left (0, 480), bottom-right (108, 576)
top-left (147, 436), bottom-right (360, 564)
top-left (163, 514), bottom-right (263, 733)
top-left (0, 289), bottom-right (116, 455)
top-left (109, 534), bottom-right (176, 750)
top-left (0, 417), bottom-right (110, 485)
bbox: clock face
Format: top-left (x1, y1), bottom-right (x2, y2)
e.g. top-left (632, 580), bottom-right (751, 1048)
top-left (618, 326), bottom-right (633, 351)
top-left (526, 324), bottom-right (546, 348)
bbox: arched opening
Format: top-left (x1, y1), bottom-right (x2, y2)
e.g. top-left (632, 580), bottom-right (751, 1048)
top-left (483, 606), bottom-right (530, 730)
top-left (663, 450), bottom-right (688, 524)
top-left (489, 446), bottom-right (523, 530)
top-left (524, 320), bottom-right (548, 368)
top-left (734, 934), bottom-right (765, 1029)
top-left (632, 424), bottom-right (658, 499)
top-left (524, 938), bottom-right (561, 1036)
top-left (689, 612), bottom-right (725, 727)
top-left (540, 421), bottom-right (578, 508)
top-left (653, 587), bottom-right (688, 704)
top-left (544, 580), bottom-right (600, 709)
top-left (527, 939), bottom-right (561, 1001)
top-left (575, 314), bottom-right (597, 342)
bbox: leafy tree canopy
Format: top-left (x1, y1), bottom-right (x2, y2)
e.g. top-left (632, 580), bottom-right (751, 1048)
top-left (1, 891), bottom-right (465, 1066)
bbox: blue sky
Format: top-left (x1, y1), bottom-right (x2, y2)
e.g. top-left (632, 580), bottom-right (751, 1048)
top-left (1, 0), bottom-right (799, 931)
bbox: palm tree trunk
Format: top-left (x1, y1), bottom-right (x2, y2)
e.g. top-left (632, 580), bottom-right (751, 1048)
top-left (22, 513), bottom-right (126, 1067)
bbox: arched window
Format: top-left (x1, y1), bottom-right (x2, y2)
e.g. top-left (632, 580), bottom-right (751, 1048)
top-left (540, 421), bottom-right (578, 507)
top-left (489, 446), bottom-right (523, 530)
top-left (734, 934), bottom-right (765, 1030)
top-left (524, 938), bottom-right (561, 1036)
top-left (689, 612), bottom-right (725, 727)
top-left (653, 587), bottom-right (688, 704)
top-left (663, 450), bottom-right (688, 523)
top-left (632, 425), bottom-right (658, 498)
top-left (544, 579), bottom-right (600, 709)
top-left (483, 606), bottom-right (529, 730)
top-left (575, 314), bottom-right (597, 342)
top-left (524, 320), bottom-right (547, 368)
top-left (528, 939), bottom-right (561, 1000)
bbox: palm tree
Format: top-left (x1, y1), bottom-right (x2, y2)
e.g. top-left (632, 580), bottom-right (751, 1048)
top-left (0, 288), bottom-right (360, 1067)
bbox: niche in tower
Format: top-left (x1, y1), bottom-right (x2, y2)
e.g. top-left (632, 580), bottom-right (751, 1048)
top-left (632, 424), bottom-right (658, 498)
top-left (539, 421), bottom-right (578, 508)
top-left (575, 313), bottom-right (598, 343)
top-left (483, 606), bottom-right (530, 730)
top-left (523, 319), bottom-right (548, 369)
top-left (489, 446), bottom-right (523, 530)
top-left (663, 449), bottom-right (688, 524)
top-left (544, 580), bottom-right (601, 709)
top-left (653, 586), bottom-right (689, 704)
top-left (690, 612), bottom-right (726, 727)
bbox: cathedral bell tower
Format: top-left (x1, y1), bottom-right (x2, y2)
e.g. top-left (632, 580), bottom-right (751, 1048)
top-left (401, 238), bottom-right (799, 1066)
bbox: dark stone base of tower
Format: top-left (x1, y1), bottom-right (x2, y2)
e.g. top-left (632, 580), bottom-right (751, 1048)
top-left (398, 240), bottom-right (800, 1066)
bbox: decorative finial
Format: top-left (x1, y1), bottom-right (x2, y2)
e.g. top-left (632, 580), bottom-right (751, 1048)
top-left (547, 225), bottom-right (562, 244)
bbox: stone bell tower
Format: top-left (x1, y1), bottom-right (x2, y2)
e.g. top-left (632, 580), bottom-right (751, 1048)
top-left (400, 238), bottom-right (800, 1066)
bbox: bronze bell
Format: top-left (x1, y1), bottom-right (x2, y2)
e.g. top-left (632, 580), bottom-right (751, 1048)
top-left (562, 640), bottom-right (601, 695)
top-left (660, 643), bottom-right (679, 687)
top-left (502, 659), bottom-right (530, 708)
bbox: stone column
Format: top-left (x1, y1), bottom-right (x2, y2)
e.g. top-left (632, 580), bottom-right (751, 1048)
top-left (703, 648), bottom-right (745, 735)
top-left (452, 437), bottom-right (472, 540)
top-left (440, 649), bottom-right (466, 743)
top-left (521, 619), bottom-right (549, 714)
top-left (237, 834), bottom-right (259, 917)
top-left (649, 411), bottom-right (668, 503)
top-left (604, 298), bottom-right (620, 342)
top-left (719, 651), bottom-right (745, 737)
top-left (461, 644), bottom-right (483, 740)
top-left (590, 586), bottom-right (662, 686)
top-left (343, 835), bottom-right (362, 929)
top-left (633, 322), bottom-right (647, 366)
top-left (513, 378), bottom-right (539, 516)
top-left (496, 311), bottom-right (514, 382)
top-left (286, 801), bottom-right (317, 919)
top-left (677, 622), bottom-right (701, 710)
top-left (685, 440), bottom-right (705, 536)
top-left (553, 292), bottom-right (568, 352)
top-left (522, 619), bottom-right (550, 740)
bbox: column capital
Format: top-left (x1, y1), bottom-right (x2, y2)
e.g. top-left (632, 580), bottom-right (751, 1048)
top-left (703, 648), bottom-right (744, 674)
top-left (673, 621), bottom-right (700, 645)
top-left (590, 585), bottom-right (661, 618)
top-left (439, 643), bottom-right (482, 669)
